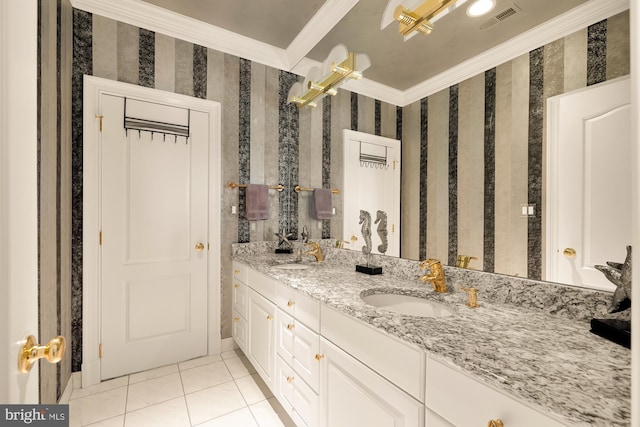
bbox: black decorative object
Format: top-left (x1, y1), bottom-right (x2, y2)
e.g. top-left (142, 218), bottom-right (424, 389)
top-left (356, 264), bottom-right (382, 275)
top-left (590, 318), bottom-right (631, 349)
top-left (356, 210), bottom-right (382, 275)
top-left (590, 246), bottom-right (632, 348)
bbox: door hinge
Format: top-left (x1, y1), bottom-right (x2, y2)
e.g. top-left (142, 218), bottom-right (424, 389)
top-left (393, 160), bottom-right (398, 170)
top-left (99, 230), bottom-right (103, 245)
top-left (96, 114), bottom-right (103, 132)
top-left (392, 224), bottom-right (395, 233)
top-left (99, 343), bottom-right (103, 359)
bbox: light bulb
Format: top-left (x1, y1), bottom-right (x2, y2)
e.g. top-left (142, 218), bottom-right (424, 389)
top-left (466, 0), bottom-right (495, 17)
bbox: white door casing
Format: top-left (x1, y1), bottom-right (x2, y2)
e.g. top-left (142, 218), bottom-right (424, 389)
top-left (547, 76), bottom-right (631, 291)
top-left (0, 0), bottom-right (39, 403)
top-left (100, 95), bottom-right (208, 379)
top-left (342, 130), bottom-right (401, 258)
top-left (83, 76), bottom-right (221, 387)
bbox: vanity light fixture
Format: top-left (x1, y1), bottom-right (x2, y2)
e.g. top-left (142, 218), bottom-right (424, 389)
top-left (288, 44), bottom-right (371, 108)
top-left (382, 0), bottom-right (470, 40)
top-left (466, 0), bottom-right (496, 17)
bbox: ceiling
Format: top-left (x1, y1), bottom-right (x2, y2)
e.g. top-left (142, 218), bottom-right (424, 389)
top-left (73, 0), bottom-right (628, 104)
top-left (141, 0), bottom-right (588, 91)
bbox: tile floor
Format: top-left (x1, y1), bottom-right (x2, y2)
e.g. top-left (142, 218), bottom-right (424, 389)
top-left (68, 349), bottom-right (296, 427)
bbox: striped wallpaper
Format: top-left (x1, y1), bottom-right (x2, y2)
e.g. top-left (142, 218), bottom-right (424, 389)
top-left (401, 11), bottom-right (631, 280)
top-left (69, 9), bottom-right (400, 372)
top-left (34, 6), bottom-right (628, 381)
top-left (38, 0), bottom-right (73, 404)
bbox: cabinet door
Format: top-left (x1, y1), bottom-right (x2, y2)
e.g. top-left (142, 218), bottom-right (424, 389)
top-left (248, 289), bottom-right (276, 387)
top-left (319, 338), bottom-right (423, 427)
top-left (232, 280), bottom-right (248, 320)
top-left (232, 309), bottom-right (248, 354)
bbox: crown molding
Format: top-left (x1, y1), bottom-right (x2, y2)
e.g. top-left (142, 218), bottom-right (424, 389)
top-left (70, 0), bottom-right (289, 70)
top-left (286, 0), bottom-right (360, 69)
top-left (342, 78), bottom-right (405, 106)
top-left (401, 0), bottom-right (630, 105)
top-left (71, 0), bottom-right (629, 108)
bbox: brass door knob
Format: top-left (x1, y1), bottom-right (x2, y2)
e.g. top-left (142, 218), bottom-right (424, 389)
top-left (287, 301), bottom-right (295, 308)
top-left (195, 242), bottom-right (205, 252)
top-left (350, 235), bottom-right (358, 242)
top-left (18, 335), bottom-right (66, 373)
top-left (563, 248), bottom-right (576, 259)
top-left (287, 324), bottom-right (295, 330)
top-left (286, 376), bottom-right (294, 384)
top-left (488, 420), bottom-right (504, 427)
top-left (315, 354), bottom-right (325, 362)
top-left (266, 315), bottom-right (273, 320)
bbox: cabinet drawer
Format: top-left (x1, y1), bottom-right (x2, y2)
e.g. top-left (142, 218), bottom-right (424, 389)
top-left (277, 310), bottom-right (295, 363)
top-left (277, 309), bottom-right (321, 392)
top-left (232, 280), bottom-right (248, 320)
top-left (321, 305), bottom-right (425, 402)
top-left (426, 356), bottom-right (567, 427)
top-left (277, 283), bottom-right (320, 332)
top-left (276, 356), bottom-right (318, 427)
top-left (232, 309), bottom-right (247, 354)
top-left (232, 261), bottom-right (248, 284)
top-left (248, 268), bottom-right (278, 302)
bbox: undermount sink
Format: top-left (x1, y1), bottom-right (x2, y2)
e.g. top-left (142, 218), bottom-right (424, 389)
top-left (361, 293), bottom-right (455, 318)
top-left (273, 263), bottom-right (310, 270)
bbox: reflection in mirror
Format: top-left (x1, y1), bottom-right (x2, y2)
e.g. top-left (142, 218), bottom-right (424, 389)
top-left (288, 14), bottom-right (630, 289)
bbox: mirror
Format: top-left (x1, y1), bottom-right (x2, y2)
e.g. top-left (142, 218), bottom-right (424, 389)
top-left (288, 14), bottom-right (630, 288)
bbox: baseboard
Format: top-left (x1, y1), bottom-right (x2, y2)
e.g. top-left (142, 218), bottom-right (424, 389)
top-left (57, 372), bottom-right (80, 404)
top-left (220, 337), bottom-right (238, 353)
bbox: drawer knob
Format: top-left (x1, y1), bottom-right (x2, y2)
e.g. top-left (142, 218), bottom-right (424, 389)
top-left (488, 420), bottom-right (504, 427)
top-left (286, 376), bottom-right (295, 384)
top-left (287, 324), bottom-right (295, 330)
top-left (234, 269), bottom-right (240, 275)
top-left (234, 283), bottom-right (240, 289)
top-left (287, 301), bottom-right (295, 308)
top-left (267, 315), bottom-right (273, 320)
top-left (315, 354), bottom-right (325, 362)
top-left (233, 317), bottom-right (240, 322)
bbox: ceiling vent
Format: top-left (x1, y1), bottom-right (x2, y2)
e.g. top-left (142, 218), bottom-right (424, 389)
top-left (479, 3), bottom-right (522, 30)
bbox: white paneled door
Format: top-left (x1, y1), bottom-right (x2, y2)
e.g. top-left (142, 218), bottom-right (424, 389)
top-left (100, 94), bottom-right (208, 379)
top-left (547, 77), bottom-right (631, 291)
top-left (343, 130), bottom-right (401, 257)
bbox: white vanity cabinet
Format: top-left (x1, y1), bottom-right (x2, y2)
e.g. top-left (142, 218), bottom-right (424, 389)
top-left (426, 356), bottom-right (567, 427)
top-left (232, 260), bottom-right (570, 427)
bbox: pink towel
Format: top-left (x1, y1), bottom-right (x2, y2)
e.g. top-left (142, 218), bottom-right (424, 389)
top-left (313, 188), bottom-right (332, 220)
top-left (245, 184), bottom-right (269, 220)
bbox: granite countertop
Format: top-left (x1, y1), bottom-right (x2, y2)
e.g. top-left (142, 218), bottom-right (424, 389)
top-left (232, 251), bottom-right (631, 427)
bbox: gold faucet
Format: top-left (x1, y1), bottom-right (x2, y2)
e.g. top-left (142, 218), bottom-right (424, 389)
top-left (305, 241), bottom-right (324, 262)
top-left (456, 255), bottom-right (478, 269)
top-left (419, 259), bottom-right (447, 292)
top-left (460, 287), bottom-right (479, 308)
